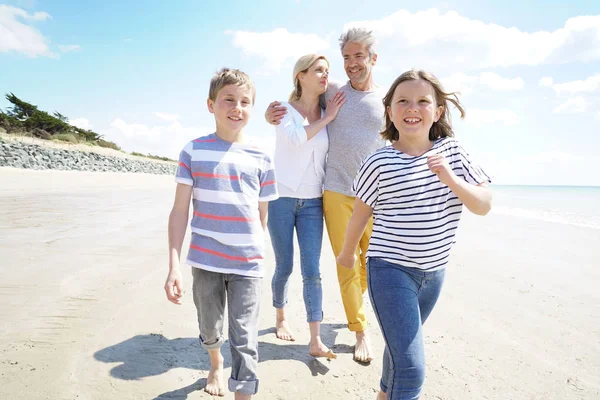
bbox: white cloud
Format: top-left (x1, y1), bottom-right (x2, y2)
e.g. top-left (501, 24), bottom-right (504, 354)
top-left (342, 9), bottom-right (600, 71)
top-left (226, 28), bottom-right (330, 72)
top-left (70, 118), bottom-right (92, 130)
top-left (154, 112), bottom-right (180, 122)
top-left (442, 72), bottom-right (524, 94)
top-left (105, 118), bottom-right (210, 159)
top-left (596, 111), bottom-right (600, 120)
top-left (465, 108), bottom-right (520, 126)
top-left (58, 44), bottom-right (80, 53)
top-left (539, 76), bottom-right (554, 87)
top-left (479, 72), bottom-right (524, 91)
top-left (553, 96), bottom-right (587, 113)
top-left (0, 5), bottom-right (53, 57)
top-left (525, 151), bottom-right (578, 163)
top-left (548, 74), bottom-right (600, 95)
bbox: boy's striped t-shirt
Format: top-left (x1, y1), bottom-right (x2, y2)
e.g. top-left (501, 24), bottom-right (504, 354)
top-left (175, 133), bottom-right (278, 277)
top-left (353, 137), bottom-right (490, 271)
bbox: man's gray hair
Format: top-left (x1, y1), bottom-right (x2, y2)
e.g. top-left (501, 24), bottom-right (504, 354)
top-left (339, 27), bottom-right (376, 56)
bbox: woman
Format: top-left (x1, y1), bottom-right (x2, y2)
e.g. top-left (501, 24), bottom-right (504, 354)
top-left (268, 54), bottom-right (345, 357)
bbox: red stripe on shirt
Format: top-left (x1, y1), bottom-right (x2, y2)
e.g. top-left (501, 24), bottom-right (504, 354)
top-left (178, 162), bottom-right (191, 171)
top-left (192, 172), bottom-right (240, 180)
top-left (193, 211), bottom-right (253, 222)
top-left (189, 244), bottom-right (263, 261)
top-left (193, 138), bottom-right (218, 143)
top-left (260, 180), bottom-right (276, 187)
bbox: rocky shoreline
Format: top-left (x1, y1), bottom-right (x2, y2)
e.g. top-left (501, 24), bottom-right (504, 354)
top-left (0, 139), bottom-right (177, 175)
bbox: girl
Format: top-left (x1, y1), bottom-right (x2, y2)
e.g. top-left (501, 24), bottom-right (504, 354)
top-left (336, 69), bottom-right (492, 399)
top-left (268, 54), bottom-right (345, 358)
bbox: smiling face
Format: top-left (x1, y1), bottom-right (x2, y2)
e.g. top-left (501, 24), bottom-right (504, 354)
top-left (207, 84), bottom-right (253, 136)
top-left (387, 79), bottom-right (444, 142)
top-left (342, 41), bottom-right (377, 87)
top-left (298, 58), bottom-right (329, 96)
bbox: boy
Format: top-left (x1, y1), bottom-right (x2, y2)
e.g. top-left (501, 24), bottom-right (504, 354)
top-left (164, 68), bottom-right (278, 399)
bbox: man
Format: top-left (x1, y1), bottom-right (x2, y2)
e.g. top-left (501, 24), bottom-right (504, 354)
top-left (265, 28), bottom-right (385, 363)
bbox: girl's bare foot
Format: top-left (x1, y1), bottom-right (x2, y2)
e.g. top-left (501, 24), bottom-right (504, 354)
top-left (275, 319), bottom-right (295, 341)
top-left (309, 337), bottom-right (337, 359)
top-left (354, 330), bottom-right (374, 363)
top-left (205, 350), bottom-right (225, 396)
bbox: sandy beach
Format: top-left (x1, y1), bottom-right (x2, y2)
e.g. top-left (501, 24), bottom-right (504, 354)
top-left (0, 167), bottom-right (598, 400)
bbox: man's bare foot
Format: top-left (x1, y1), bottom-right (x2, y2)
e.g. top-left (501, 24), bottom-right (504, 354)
top-left (353, 330), bottom-right (374, 363)
top-left (276, 319), bottom-right (295, 341)
top-left (376, 390), bottom-right (387, 400)
top-left (309, 338), bottom-right (336, 359)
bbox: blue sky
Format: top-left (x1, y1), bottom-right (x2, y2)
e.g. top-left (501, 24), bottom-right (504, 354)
top-left (1, 0), bottom-right (599, 186)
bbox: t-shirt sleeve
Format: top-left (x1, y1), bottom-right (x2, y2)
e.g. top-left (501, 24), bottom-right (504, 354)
top-left (352, 154), bottom-right (380, 208)
top-left (275, 104), bottom-right (308, 147)
top-left (175, 145), bottom-right (194, 186)
top-left (259, 153), bottom-right (279, 201)
top-left (320, 80), bottom-right (342, 107)
top-left (458, 143), bottom-right (491, 185)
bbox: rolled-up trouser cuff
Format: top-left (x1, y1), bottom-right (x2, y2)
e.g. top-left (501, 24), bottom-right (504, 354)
top-left (199, 336), bottom-right (225, 350)
top-left (348, 320), bottom-right (368, 332)
top-left (307, 311), bottom-right (324, 323)
top-left (228, 377), bottom-right (259, 395)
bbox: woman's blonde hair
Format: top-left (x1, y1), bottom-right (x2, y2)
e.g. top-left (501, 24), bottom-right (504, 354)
top-left (381, 69), bottom-right (466, 142)
top-left (289, 54), bottom-right (329, 102)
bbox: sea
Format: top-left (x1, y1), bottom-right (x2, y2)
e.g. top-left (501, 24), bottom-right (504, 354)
top-left (491, 185), bottom-right (600, 230)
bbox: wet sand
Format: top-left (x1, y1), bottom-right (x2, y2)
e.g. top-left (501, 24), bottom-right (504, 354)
top-left (0, 167), bottom-right (598, 399)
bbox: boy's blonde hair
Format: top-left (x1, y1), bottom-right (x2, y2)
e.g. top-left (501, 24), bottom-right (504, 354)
top-left (381, 69), bottom-right (466, 142)
top-left (289, 54), bottom-right (329, 102)
top-left (208, 68), bottom-right (256, 103)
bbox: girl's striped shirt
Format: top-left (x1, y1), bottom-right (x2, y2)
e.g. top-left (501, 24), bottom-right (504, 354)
top-left (353, 137), bottom-right (490, 271)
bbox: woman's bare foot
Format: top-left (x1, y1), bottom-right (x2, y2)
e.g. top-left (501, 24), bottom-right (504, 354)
top-left (275, 308), bottom-right (295, 341)
top-left (205, 349), bottom-right (225, 396)
top-left (276, 319), bottom-right (295, 341)
top-left (376, 390), bottom-right (387, 400)
top-left (354, 330), bottom-right (374, 363)
top-left (309, 337), bottom-right (336, 359)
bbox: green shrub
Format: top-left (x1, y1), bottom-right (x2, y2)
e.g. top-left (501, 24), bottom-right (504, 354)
top-left (96, 139), bottom-right (121, 150)
top-left (53, 133), bottom-right (79, 143)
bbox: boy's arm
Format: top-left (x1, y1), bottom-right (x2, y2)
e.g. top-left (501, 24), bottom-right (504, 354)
top-left (258, 201), bottom-right (269, 230)
top-left (164, 183), bottom-right (193, 304)
top-left (336, 198), bottom-right (373, 269)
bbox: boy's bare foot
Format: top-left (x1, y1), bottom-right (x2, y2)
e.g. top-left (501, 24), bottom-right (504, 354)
top-left (205, 351), bottom-right (225, 397)
top-left (275, 319), bottom-right (295, 341)
top-left (309, 338), bottom-right (337, 359)
top-left (234, 393), bottom-right (252, 400)
top-left (376, 390), bottom-right (387, 400)
top-left (354, 330), bottom-right (374, 363)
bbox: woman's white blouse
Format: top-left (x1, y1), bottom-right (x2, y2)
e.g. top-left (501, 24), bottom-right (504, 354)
top-left (273, 101), bottom-right (329, 199)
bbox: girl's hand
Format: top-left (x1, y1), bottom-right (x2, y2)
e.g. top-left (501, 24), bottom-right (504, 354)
top-left (336, 251), bottom-right (356, 270)
top-left (324, 91), bottom-right (346, 122)
top-left (427, 154), bottom-right (456, 186)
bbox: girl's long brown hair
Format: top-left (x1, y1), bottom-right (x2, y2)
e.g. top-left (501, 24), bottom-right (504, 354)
top-left (380, 69), bottom-right (465, 142)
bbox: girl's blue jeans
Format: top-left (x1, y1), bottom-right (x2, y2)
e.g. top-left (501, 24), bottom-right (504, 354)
top-left (367, 257), bottom-right (446, 400)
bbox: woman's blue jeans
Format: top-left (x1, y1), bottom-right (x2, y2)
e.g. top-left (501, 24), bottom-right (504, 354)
top-left (367, 257), bottom-right (446, 400)
top-left (267, 197), bottom-right (324, 323)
